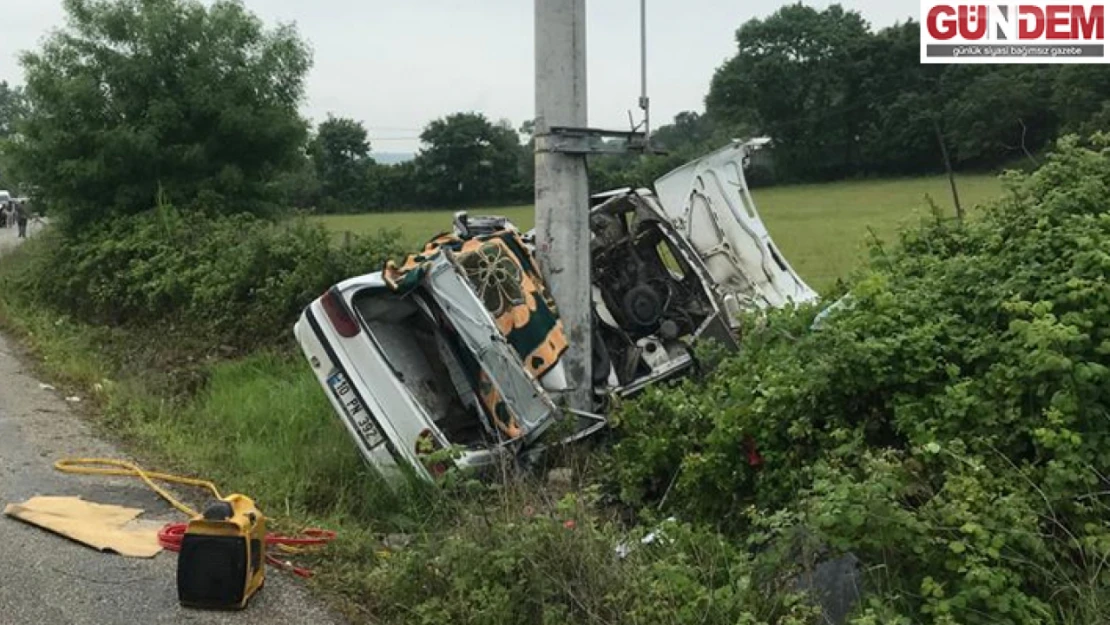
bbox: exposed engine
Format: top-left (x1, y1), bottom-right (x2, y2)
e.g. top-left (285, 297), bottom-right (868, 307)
top-left (588, 194), bottom-right (718, 388)
top-left (454, 197), bottom-right (730, 396)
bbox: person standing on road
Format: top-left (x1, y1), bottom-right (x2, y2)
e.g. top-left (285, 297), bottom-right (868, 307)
top-left (15, 202), bottom-right (28, 239)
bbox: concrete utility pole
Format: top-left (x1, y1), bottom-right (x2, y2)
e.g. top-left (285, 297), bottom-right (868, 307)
top-left (534, 0), bottom-right (592, 412)
top-left (639, 0), bottom-right (650, 140)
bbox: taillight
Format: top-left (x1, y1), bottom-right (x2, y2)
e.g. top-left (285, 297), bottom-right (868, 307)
top-left (321, 287), bottom-right (360, 338)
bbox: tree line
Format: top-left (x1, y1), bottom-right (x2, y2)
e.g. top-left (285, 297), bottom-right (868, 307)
top-left (6, 1), bottom-right (1110, 219)
top-left (285, 112), bottom-right (535, 213)
top-left (299, 3), bottom-right (1110, 209)
top-left (600, 4), bottom-right (1110, 188)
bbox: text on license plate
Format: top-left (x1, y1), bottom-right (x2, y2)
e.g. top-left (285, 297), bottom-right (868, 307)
top-left (327, 371), bottom-right (385, 450)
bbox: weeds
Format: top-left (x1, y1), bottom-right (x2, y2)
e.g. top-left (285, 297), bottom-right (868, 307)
top-left (5, 139), bottom-right (1109, 623)
top-left (609, 136), bottom-right (1110, 623)
top-left (0, 240), bottom-right (827, 624)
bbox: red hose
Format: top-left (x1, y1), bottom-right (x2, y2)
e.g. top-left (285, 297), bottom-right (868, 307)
top-left (159, 522), bottom-right (336, 578)
top-left (158, 522), bottom-right (186, 550)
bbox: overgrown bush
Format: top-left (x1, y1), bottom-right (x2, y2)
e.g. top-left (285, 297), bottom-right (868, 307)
top-left (12, 205), bottom-right (404, 349)
top-left (337, 487), bottom-right (822, 625)
top-left (11, 0), bottom-right (311, 228)
top-left (610, 135), bottom-right (1110, 623)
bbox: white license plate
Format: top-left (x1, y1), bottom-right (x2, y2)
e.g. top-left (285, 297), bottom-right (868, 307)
top-left (327, 371), bottom-right (385, 450)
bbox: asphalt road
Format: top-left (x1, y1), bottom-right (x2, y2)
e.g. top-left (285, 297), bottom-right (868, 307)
top-left (0, 224), bottom-right (346, 624)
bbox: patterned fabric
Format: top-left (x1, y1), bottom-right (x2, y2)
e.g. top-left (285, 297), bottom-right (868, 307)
top-left (383, 229), bottom-right (568, 439)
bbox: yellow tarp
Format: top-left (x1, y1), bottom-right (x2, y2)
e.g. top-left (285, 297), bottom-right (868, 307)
top-left (4, 495), bottom-right (163, 558)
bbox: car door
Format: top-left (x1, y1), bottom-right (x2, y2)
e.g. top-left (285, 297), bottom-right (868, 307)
top-left (652, 142), bottom-right (819, 315)
top-left (422, 256), bottom-right (562, 444)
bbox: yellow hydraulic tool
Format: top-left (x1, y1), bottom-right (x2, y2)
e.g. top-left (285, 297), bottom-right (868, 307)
top-left (176, 494), bottom-right (266, 610)
top-left (52, 458), bottom-right (335, 610)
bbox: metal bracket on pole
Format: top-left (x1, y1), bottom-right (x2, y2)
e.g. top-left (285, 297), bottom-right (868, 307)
top-left (534, 126), bottom-right (667, 156)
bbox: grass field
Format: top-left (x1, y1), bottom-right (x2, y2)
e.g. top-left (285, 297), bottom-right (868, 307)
top-left (314, 174), bottom-right (1006, 293)
top-left (315, 205), bottom-right (535, 249)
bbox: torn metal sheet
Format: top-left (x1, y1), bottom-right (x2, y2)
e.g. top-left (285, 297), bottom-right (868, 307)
top-left (653, 142), bottom-right (819, 311)
top-left (423, 258), bottom-right (561, 442)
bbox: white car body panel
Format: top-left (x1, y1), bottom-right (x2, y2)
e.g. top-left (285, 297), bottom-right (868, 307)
top-left (653, 142), bottom-right (819, 315)
top-left (296, 273), bottom-right (515, 485)
top-left (295, 276), bottom-right (427, 483)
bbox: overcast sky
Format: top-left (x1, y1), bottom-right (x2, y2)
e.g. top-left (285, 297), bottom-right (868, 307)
top-left (1, 1), bottom-right (918, 154)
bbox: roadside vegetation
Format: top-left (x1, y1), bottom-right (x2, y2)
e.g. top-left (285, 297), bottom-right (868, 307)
top-left (611, 137), bottom-right (1110, 623)
top-left (1, 1), bottom-right (1110, 624)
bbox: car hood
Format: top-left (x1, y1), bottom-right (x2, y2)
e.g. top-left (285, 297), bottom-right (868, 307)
top-left (652, 142), bottom-right (819, 312)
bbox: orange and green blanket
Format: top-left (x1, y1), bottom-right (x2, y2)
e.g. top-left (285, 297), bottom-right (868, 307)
top-left (383, 230), bottom-right (568, 438)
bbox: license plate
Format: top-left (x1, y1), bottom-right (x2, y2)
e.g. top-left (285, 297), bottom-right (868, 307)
top-left (327, 371), bottom-right (385, 450)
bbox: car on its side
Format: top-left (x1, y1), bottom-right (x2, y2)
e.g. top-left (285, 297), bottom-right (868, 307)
top-left (294, 141), bottom-right (819, 484)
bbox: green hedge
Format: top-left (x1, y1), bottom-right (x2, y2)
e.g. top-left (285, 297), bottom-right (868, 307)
top-left (337, 489), bottom-right (822, 625)
top-left (12, 206), bottom-right (404, 348)
top-left (610, 136), bottom-right (1110, 624)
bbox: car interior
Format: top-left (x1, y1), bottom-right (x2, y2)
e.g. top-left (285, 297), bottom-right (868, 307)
top-left (350, 288), bottom-right (496, 450)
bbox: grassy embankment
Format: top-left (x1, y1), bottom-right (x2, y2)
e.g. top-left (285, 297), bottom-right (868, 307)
top-left (0, 172), bottom-right (1006, 619)
top-left (0, 234), bottom-right (436, 614)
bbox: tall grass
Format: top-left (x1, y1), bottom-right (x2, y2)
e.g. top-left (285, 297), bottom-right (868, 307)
top-left (124, 354), bottom-right (383, 514)
top-left (0, 238), bottom-right (446, 603)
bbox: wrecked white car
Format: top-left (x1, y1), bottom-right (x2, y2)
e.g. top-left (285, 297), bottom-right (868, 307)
top-left (294, 142), bottom-right (818, 483)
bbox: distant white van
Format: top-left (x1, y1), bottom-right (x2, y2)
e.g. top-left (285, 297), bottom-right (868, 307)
top-left (0, 190), bottom-right (10, 205)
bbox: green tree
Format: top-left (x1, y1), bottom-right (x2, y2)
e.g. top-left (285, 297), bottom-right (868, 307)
top-left (272, 148), bottom-right (321, 210)
top-left (1052, 66), bottom-right (1110, 136)
top-left (649, 111), bottom-right (719, 154)
top-left (0, 81), bottom-right (29, 189)
top-left (9, 0), bottom-right (311, 229)
top-left (369, 160), bottom-right (418, 209)
top-left (707, 3), bottom-right (871, 181)
top-left (852, 20), bottom-right (943, 176)
top-left (703, 8), bottom-right (1091, 182)
top-left (415, 112), bottom-right (525, 206)
top-left (0, 82), bottom-right (27, 139)
top-left (941, 66), bottom-right (1056, 166)
top-left (309, 115), bottom-right (375, 211)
